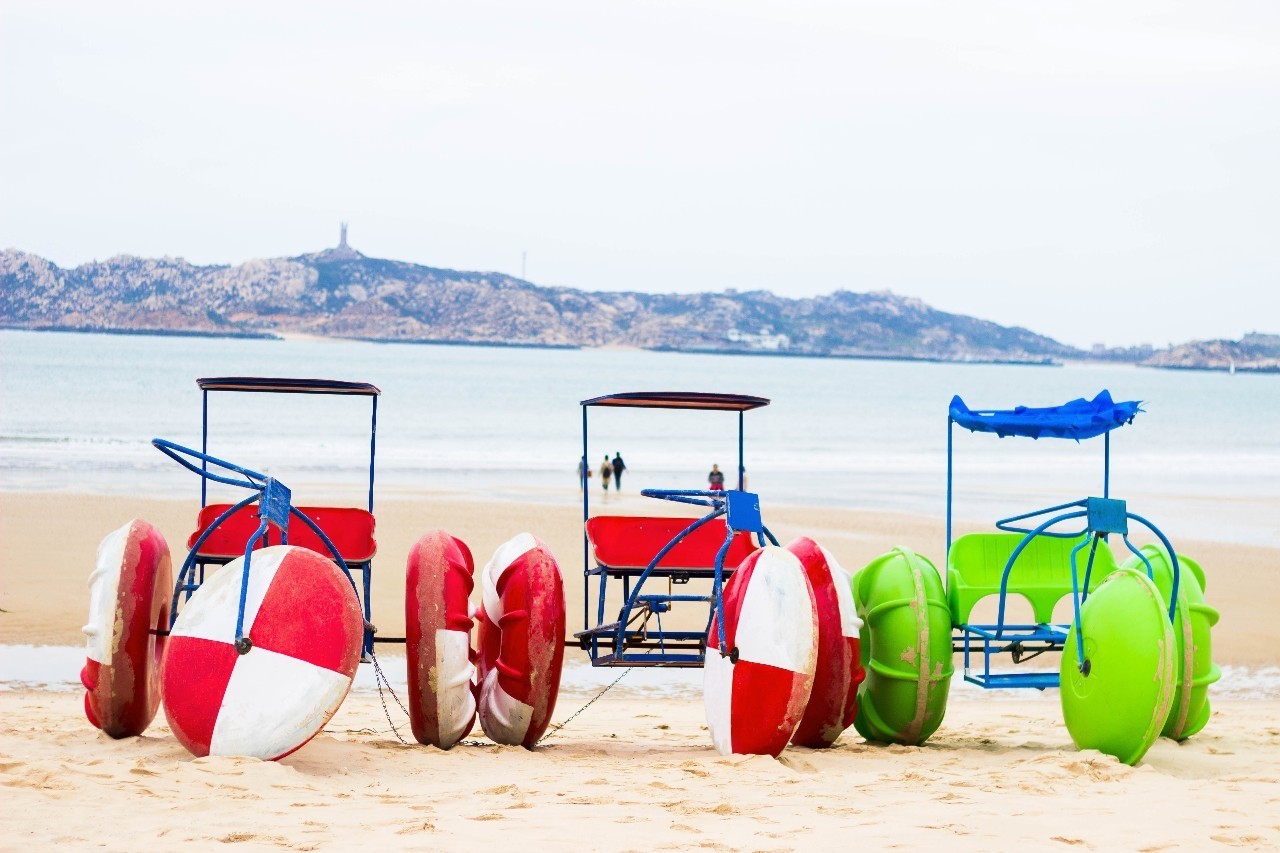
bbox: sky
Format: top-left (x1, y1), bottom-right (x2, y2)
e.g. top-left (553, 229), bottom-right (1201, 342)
top-left (2, 1), bottom-right (1277, 349)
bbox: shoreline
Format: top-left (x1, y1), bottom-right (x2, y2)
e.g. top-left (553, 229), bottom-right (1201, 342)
top-left (8, 325), bottom-right (1279, 373)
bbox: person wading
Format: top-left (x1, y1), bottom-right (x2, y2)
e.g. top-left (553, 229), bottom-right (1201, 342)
top-left (708, 463), bottom-right (725, 491)
top-left (599, 454), bottom-right (613, 493)
top-left (611, 452), bottom-right (627, 491)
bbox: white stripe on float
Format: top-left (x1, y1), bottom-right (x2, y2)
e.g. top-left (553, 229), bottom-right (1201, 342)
top-left (702, 646), bottom-right (735, 755)
top-left (477, 667), bottom-right (534, 745)
top-left (434, 628), bottom-right (477, 746)
top-left (83, 521), bottom-right (130, 664)
top-left (209, 646), bottom-right (351, 759)
top-left (734, 547), bottom-right (816, 674)
top-left (481, 533), bottom-right (538, 623)
top-left (819, 545), bottom-right (863, 637)
top-left (170, 546), bottom-right (290, 644)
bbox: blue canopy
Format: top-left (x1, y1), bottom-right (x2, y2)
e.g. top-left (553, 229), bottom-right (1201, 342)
top-left (949, 390), bottom-right (1142, 440)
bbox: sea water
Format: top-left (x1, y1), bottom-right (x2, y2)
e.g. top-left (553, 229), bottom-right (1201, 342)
top-left (2, 329), bottom-right (1277, 544)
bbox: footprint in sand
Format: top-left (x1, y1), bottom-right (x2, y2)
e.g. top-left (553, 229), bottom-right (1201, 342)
top-left (478, 783), bottom-right (518, 795)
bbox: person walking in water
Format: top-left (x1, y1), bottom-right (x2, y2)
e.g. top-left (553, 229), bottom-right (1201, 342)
top-left (599, 454), bottom-right (613, 493)
top-left (611, 452), bottom-right (627, 491)
top-left (578, 456), bottom-right (592, 493)
top-left (707, 463), bottom-right (725, 491)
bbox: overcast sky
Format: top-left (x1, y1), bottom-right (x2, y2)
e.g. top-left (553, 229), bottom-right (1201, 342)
top-left (2, 1), bottom-right (1277, 348)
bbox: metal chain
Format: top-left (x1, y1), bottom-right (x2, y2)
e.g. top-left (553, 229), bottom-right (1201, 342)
top-left (536, 667), bottom-right (632, 744)
top-left (370, 651), bottom-right (410, 745)
top-left (367, 652), bottom-right (632, 748)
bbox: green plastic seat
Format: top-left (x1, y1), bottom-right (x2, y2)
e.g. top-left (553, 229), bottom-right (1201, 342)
top-left (947, 532), bottom-right (1119, 626)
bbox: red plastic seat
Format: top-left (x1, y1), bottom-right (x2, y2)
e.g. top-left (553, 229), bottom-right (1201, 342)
top-left (585, 515), bottom-right (758, 574)
top-left (188, 504), bottom-right (377, 564)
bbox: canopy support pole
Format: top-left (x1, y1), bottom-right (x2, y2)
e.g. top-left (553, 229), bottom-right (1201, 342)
top-left (946, 416), bottom-right (954, 560)
top-left (582, 405), bottom-right (590, 634)
top-left (368, 395), bottom-right (378, 514)
top-left (1104, 430), bottom-right (1111, 500)
top-left (737, 411), bottom-right (744, 490)
top-left (201, 389), bottom-right (209, 508)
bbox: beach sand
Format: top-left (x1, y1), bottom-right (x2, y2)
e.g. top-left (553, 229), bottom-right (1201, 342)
top-left (2, 491), bottom-right (1279, 849)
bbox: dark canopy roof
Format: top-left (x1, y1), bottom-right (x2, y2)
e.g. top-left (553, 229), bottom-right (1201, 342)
top-left (197, 377), bottom-right (381, 396)
top-left (581, 391), bottom-right (770, 412)
top-left (949, 390), bottom-right (1141, 440)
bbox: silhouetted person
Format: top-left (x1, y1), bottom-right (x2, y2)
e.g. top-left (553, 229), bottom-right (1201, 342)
top-left (708, 463), bottom-right (725, 491)
top-left (612, 452), bottom-right (627, 491)
top-left (599, 454), bottom-right (613, 493)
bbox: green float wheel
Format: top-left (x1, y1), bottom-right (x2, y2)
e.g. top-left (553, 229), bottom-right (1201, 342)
top-left (1060, 568), bottom-right (1176, 765)
top-left (851, 548), bottom-right (953, 746)
top-left (1120, 545), bottom-right (1220, 741)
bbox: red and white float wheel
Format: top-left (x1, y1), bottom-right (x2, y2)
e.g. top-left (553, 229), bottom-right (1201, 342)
top-left (786, 537), bottom-right (864, 748)
top-left (161, 545), bottom-right (363, 760)
top-left (81, 518), bottom-right (173, 738)
top-left (405, 529), bottom-right (478, 749)
top-left (704, 545), bottom-right (818, 757)
top-left (476, 533), bottom-right (566, 748)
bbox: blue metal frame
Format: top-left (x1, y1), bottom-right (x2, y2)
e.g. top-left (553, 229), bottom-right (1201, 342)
top-left (171, 377), bottom-right (382, 656)
top-left (155, 440), bottom-right (364, 654)
top-left (576, 393), bottom-right (771, 668)
top-left (946, 397), bottom-right (1181, 690)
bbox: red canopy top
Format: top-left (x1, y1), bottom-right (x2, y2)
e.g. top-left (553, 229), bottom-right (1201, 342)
top-left (580, 391), bottom-right (769, 411)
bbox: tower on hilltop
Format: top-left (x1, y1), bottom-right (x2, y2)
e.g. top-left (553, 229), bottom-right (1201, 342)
top-left (339, 222), bottom-right (349, 248)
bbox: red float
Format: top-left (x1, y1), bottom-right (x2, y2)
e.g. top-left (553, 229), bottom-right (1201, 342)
top-left (81, 518), bottom-right (172, 738)
top-left (161, 545), bottom-right (363, 760)
top-left (476, 533), bottom-right (566, 748)
top-left (785, 537), bottom-right (865, 747)
top-left (704, 545), bottom-right (818, 757)
top-left (405, 529), bottom-right (478, 749)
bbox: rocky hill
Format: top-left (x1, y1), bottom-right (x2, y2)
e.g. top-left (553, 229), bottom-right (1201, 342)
top-left (1143, 333), bottom-right (1280, 373)
top-left (0, 239), bottom-right (1080, 362)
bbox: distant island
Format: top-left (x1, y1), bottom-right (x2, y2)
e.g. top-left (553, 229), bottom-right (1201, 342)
top-left (1, 227), bottom-right (1275, 371)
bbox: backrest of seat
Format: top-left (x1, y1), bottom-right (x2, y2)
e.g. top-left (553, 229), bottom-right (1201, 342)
top-left (947, 532), bottom-right (1117, 625)
top-left (189, 504), bottom-right (377, 564)
top-left (586, 515), bottom-right (758, 572)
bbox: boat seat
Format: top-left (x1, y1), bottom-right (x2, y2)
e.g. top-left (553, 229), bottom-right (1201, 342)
top-left (585, 515), bottom-right (758, 576)
top-left (947, 532), bottom-right (1118, 626)
top-left (188, 503), bottom-right (377, 564)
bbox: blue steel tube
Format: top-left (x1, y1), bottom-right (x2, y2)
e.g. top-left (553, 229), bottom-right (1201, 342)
top-left (582, 405), bottom-right (589, 634)
top-left (1104, 430), bottom-right (1110, 499)
top-left (945, 417), bottom-right (954, 560)
top-left (368, 396), bottom-right (378, 514)
top-left (738, 410), bottom-right (744, 490)
top-left (201, 390), bottom-right (209, 508)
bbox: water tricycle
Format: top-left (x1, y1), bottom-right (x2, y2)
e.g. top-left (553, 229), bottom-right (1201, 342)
top-left (850, 391), bottom-right (1221, 765)
top-left (83, 382), bottom-right (1219, 766)
top-left (82, 376), bottom-right (566, 759)
top-left (573, 392), bottom-right (865, 756)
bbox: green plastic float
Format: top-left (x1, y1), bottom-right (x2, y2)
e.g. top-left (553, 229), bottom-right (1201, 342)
top-left (851, 547), bottom-right (953, 746)
top-left (1121, 544), bottom-right (1221, 740)
top-left (1060, 567), bottom-right (1177, 765)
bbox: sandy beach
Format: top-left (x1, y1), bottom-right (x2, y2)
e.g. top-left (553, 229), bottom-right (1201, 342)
top-left (2, 490), bottom-right (1279, 849)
